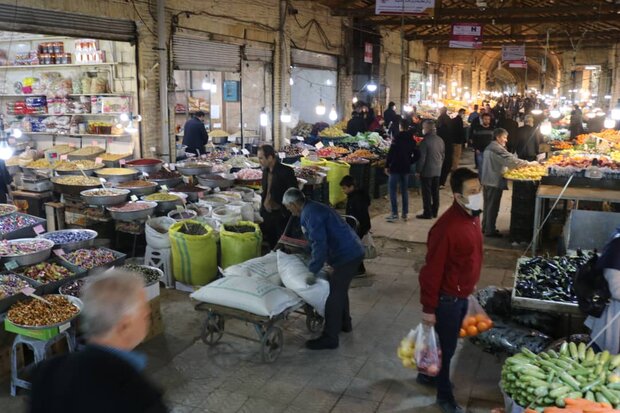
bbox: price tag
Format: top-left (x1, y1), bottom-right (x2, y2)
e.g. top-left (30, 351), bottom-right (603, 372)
top-left (302, 149), bottom-right (310, 157)
top-left (278, 152), bottom-right (286, 159)
top-left (99, 178), bottom-right (107, 183)
top-left (176, 205), bottom-right (184, 212)
top-left (60, 154), bottom-right (68, 160)
top-left (182, 176), bottom-right (190, 184)
top-left (537, 153), bottom-right (547, 162)
top-left (161, 185), bottom-right (168, 192)
top-left (232, 147), bottom-right (239, 154)
top-left (119, 159), bottom-right (126, 166)
top-left (328, 141), bottom-right (334, 147)
top-left (8, 138), bottom-right (15, 145)
top-left (130, 195), bottom-right (138, 202)
top-left (213, 187), bottom-right (221, 193)
top-left (5, 260), bottom-right (18, 271)
top-left (315, 142), bottom-right (324, 149)
top-left (53, 248), bottom-right (65, 257)
top-left (91, 140), bottom-right (98, 146)
top-left (21, 286), bottom-right (36, 296)
top-left (142, 172), bottom-right (149, 178)
top-left (95, 157), bottom-right (103, 164)
top-left (241, 148), bottom-right (250, 155)
top-left (33, 224), bottom-right (45, 235)
top-left (169, 163), bottom-right (176, 171)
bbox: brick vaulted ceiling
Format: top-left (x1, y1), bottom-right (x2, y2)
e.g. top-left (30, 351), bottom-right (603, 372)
top-left (316, 0), bottom-right (620, 51)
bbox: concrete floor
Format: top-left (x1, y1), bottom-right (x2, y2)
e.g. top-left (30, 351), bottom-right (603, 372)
top-left (0, 151), bottom-right (523, 412)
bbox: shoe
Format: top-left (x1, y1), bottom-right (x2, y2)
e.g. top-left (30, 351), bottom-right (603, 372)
top-left (485, 232), bottom-right (502, 238)
top-left (436, 399), bottom-right (464, 413)
top-left (433, 213), bottom-right (438, 218)
top-left (342, 324), bottom-right (352, 333)
top-left (386, 214), bottom-right (398, 222)
top-left (402, 215), bottom-right (408, 222)
top-left (416, 214), bottom-right (432, 220)
top-left (416, 374), bottom-right (437, 387)
top-left (305, 336), bottom-right (338, 350)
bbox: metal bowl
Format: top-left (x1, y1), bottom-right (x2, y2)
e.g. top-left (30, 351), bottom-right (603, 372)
top-left (51, 177), bottom-right (103, 196)
top-left (197, 173), bottom-right (234, 189)
top-left (145, 193), bottom-right (185, 214)
top-left (96, 168), bottom-right (141, 183)
top-left (1, 238), bottom-right (54, 266)
top-left (229, 187), bottom-right (255, 202)
top-left (106, 201), bottom-right (158, 221)
top-left (176, 161), bottom-right (213, 176)
top-left (0, 203), bottom-right (18, 217)
top-left (151, 176), bottom-right (183, 189)
top-left (211, 136), bottom-right (228, 145)
top-left (167, 209), bottom-right (198, 221)
top-left (38, 229), bottom-right (98, 252)
top-left (124, 159), bottom-right (163, 174)
top-left (55, 163), bottom-right (105, 176)
top-left (6, 294), bottom-right (83, 330)
top-left (113, 181), bottom-right (159, 197)
top-left (80, 188), bottom-right (130, 206)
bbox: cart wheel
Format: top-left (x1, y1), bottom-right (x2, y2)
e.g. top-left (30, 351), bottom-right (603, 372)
top-left (261, 326), bottom-right (283, 363)
top-left (305, 310), bottom-right (324, 333)
top-left (201, 313), bottom-right (224, 346)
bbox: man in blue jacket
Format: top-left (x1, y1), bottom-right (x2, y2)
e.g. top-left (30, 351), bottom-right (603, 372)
top-left (181, 111), bottom-right (209, 155)
top-left (283, 188), bottom-right (365, 350)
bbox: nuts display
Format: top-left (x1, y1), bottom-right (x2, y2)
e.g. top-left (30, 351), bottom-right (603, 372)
top-left (145, 193), bottom-right (181, 202)
top-left (99, 153), bottom-right (131, 161)
top-left (96, 167), bottom-right (138, 176)
top-left (69, 146), bottom-right (105, 156)
top-left (81, 189), bottom-right (127, 197)
top-left (121, 264), bottom-right (160, 284)
top-left (8, 295), bottom-right (79, 327)
top-left (19, 261), bottom-right (74, 284)
top-left (54, 160), bottom-right (103, 171)
top-left (26, 159), bottom-right (53, 169)
top-left (116, 180), bottom-right (156, 188)
top-left (107, 202), bottom-right (156, 212)
top-left (54, 176), bottom-right (101, 186)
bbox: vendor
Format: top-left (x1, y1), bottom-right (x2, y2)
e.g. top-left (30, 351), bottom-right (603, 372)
top-left (258, 144), bottom-right (298, 249)
top-left (181, 111), bottom-right (209, 155)
top-left (282, 188), bottom-right (364, 350)
top-left (480, 128), bottom-right (530, 238)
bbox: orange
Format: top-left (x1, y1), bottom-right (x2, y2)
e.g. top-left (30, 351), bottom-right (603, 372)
top-left (477, 321), bottom-right (490, 332)
top-left (475, 314), bottom-right (487, 323)
top-left (459, 328), bottom-right (466, 338)
top-left (463, 316), bottom-right (477, 327)
top-left (466, 325), bottom-right (478, 336)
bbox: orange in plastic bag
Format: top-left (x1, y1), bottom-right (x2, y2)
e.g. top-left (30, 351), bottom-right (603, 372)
top-left (461, 295), bottom-right (493, 337)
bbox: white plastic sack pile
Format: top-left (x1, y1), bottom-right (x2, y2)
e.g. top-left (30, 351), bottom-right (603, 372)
top-left (190, 276), bottom-right (302, 317)
top-left (222, 251), bottom-right (281, 285)
top-left (277, 251), bottom-right (330, 316)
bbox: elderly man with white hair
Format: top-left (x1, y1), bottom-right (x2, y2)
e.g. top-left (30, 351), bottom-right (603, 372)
top-left (282, 188), bottom-right (365, 350)
top-left (29, 270), bottom-right (167, 413)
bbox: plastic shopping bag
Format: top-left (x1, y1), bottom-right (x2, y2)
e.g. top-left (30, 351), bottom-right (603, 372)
top-left (362, 233), bottom-right (377, 259)
top-left (460, 295), bottom-right (494, 338)
top-left (414, 324), bottom-right (442, 377)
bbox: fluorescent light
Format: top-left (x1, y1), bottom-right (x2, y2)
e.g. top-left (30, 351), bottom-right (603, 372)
top-left (604, 118), bottom-right (616, 129)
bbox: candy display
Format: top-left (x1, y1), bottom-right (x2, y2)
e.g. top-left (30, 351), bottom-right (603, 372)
top-left (59, 279), bottom-right (85, 297)
top-left (0, 274), bottom-right (32, 299)
top-left (41, 230), bottom-right (95, 244)
top-left (53, 176), bottom-right (101, 186)
top-left (121, 264), bottom-right (161, 284)
top-left (107, 202), bottom-right (155, 212)
top-left (145, 193), bottom-right (181, 202)
top-left (19, 261), bottom-right (74, 283)
top-left (54, 160), bottom-right (103, 171)
top-left (81, 188), bottom-right (127, 197)
top-left (0, 214), bottom-right (39, 235)
top-left (7, 294), bottom-right (80, 327)
top-left (236, 168), bottom-right (263, 180)
top-left (0, 203), bottom-right (17, 216)
top-left (64, 248), bottom-right (116, 269)
top-left (0, 239), bottom-right (52, 256)
top-left (281, 145), bottom-right (304, 157)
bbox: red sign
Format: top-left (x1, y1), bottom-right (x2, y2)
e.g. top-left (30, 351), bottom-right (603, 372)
top-left (449, 23), bottom-right (483, 49)
top-left (364, 42), bottom-right (373, 64)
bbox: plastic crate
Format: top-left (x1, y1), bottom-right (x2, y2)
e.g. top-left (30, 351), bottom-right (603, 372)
top-left (4, 318), bottom-right (66, 340)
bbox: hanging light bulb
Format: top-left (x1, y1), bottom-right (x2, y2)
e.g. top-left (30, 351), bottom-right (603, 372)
top-left (315, 99), bottom-right (326, 116)
top-left (531, 108), bottom-right (543, 115)
top-left (463, 91), bottom-right (471, 101)
top-left (134, 114), bottom-right (142, 122)
top-left (0, 138), bottom-right (13, 160)
top-left (329, 105), bottom-right (338, 121)
top-left (366, 80), bottom-right (377, 92)
top-left (259, 107), bottom-right (269, 127)
top-left (604, 118), bottom-right (616, 129)
top-left (210, 79), bottom-right (217, 94)
top-left (612, 99), bottom-right (620, 121)
top-left (12, 128), bottom-right (22, 139)
top-left (352, 96), bottom-right (358, 104)
top-left (540, 119), bottom-right (552, 136)
top-left (119, 113), bottom-right (130, 122)
top-left (201, 75), bottom-right (211, 91)
top-left (289, 77), bottom-right (294, 86)
top-left (280, 104), bottom-right (292, 124)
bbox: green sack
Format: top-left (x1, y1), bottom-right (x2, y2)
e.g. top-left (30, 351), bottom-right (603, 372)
top-left (325, 160), bottom-right (350, 206)
top-left (300, 157), bottom-right (327, 168)
top-left (220, 221), bottom-right (263, 269)
top-left (169, 220), bottom-right (217, 286)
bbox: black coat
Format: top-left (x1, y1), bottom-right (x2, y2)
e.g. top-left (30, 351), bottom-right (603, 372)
top-left (450, 116), bottom-right (466, 145)
top-left (29, 346), bottom-right (167, 413)
top-left (182, 117), bottom-right (209, 153)
top-left (260, 162), bottom-right (298, 214)
top-left (383, 108), bottom-right (400, 136)
top-left (515, 125), bottom-right (541, 161)
top-left (346, 188), bottom-right (371, 237)
top-left (437, 113), bottom-right (452, 144)
top-left (346, 116), bottom-right (367, 136)
top-left (386, 132), bottom-right (417, 174)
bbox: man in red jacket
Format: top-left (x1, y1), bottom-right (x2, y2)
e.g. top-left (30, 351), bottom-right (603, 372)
top-left (418, 167), bottom-right (484, 413)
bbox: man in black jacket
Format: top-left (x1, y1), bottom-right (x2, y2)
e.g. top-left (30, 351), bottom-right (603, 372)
top-left (341, 175), bottom-right (371, 274)
top-left (182, 111), bottom-right (209, 155)
top-left (346, 111), bottom-right (367, 136)
top-left (470, 113), bottom-right (494, 171)
top-left (437, 107), bottom-right (453, 188)
top-left (515, 115), bottom-right (541, 161)
top-left (258, 144), bottom-right (298, 248)
top-left (450, 109), bottom-right (467, 171)
top-left (29, 271), bottom-right (167, 413)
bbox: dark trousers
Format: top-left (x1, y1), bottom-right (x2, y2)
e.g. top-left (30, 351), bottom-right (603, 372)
top-left (435, 295), bottom-right (468, 402)
top-left (388, 173), bottom-right (409, 216)
top-left (482, 186), bottom-right (503, 235)
top-left (439, 146), bottom-right (454, 187)
top-left (421, 177), bottom-right (440, 217)
top-left (260, 209), bottom-right (289, 249)
top-left (324, 257), bottom-right (364, 342)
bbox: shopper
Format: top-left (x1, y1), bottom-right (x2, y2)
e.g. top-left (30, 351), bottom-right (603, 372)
top-left (385, 119), bottom-right (417, 222)
top-left (181, 111), bottom-right (209, 155)
top-left (498, 113), bottom-right (519, 150)
top-left (467, 104), bottom-right (480, 126)
top-left (383, 101), bottom-right (400, 137)
top-left (258, 144), bottom-right (298, 249)
top-left (346, 111), bottom-right (367, 136)
top-left (29, 271), bottom-right (166, 413)
top-left (340, 175), bottom-right (371, 275)
top-left (585, 227), bottom-right (620, 353)
top-left (470, 113), bottom-right (494, 171)
top-left (416, 120), bottom-right (445, 220)
top-left (570, 104), bottom-right (585, 139)
top-left (418, 167), bottom-right (484, 413)
top-left (282, 188), bottom-right (365, 350)
top-left (451, 109), bottom-right (467, 171)
top-left (437, 107), bottom-right (453, 189)
top-left (514, 115), bottom-right (542, 161)
top-left (480, 128), bottom-right (530, 237)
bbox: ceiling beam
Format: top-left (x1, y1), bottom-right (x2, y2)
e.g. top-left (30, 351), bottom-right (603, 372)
top-left (407, 32), bottom-right (620, 42)
top-left (427, 41), bottom-right (613, 50)
top-left (374, 13), bottom-right (620, 27)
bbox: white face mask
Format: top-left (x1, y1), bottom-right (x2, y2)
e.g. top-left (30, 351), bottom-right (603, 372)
top-left (463, 192), bottom-right (483, 212)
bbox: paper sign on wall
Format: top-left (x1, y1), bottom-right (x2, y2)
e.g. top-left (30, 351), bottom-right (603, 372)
top-left (375, 0), bottom-right (435, 15)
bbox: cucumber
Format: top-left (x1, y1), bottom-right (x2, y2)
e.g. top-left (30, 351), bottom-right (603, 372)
top-left (578, 342), bottom-right (587, 361)
top-left (607, 382), bottom-right (620, 390)
top-left (549, 385), bottom-right (572, 398)
top-left (548, 350), bottom-right (559, 359)
top-left (555, 396), bottom-right (566, 407)
top-left (559, 342), bottom-right (569, 356)
top-left (610, 354), bottom-right (620, 369)
top-left (539, 352), bottom-right (551, 361)
top-left (600, 387), bottom-right (620, 405)
top-left (581, 378), bottom-right (603, 393)
top-left (586, 347), bottom-right (596, 362)
top-left (559, 372), bottom-right (582, 390)
top-left (601, 350), bottom-right (611, 365)
top-left (596, 392), bottom-right (611, 404)
top-left (568, 368), bottom-right (591, 376)
top-left (569, 342), bottom-right (579, 359)
top-left (586, 391), bottom-right (595, 401)
top-left (522, 348), bottom-right (537, 359)
top-left (567, 391), bottom-right (583, 400)
top-left (576, 376), bottom-right (588, 384)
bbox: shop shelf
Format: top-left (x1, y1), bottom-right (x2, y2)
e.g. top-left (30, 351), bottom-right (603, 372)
top-left (8, 113), bottom-right (125, 117)
top-left (0, 93), bottom-right (131, 97)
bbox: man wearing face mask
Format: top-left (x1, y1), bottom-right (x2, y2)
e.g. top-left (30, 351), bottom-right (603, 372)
top-left (480, 128), bottom-right (530, 238)
top-left (417, 168), bottom-right (484, 413)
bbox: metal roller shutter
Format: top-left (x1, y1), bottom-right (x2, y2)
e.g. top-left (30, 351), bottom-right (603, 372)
top-left (173, 35), bottom-right (241, 72)
top-left (0, 4), bottom-right (136, 42)
top-left (291, 48), bottom-right (337, 70)
top-left (243, 45), bottom-right (273, 63)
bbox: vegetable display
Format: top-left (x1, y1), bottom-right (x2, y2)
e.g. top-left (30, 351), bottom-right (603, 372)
top-left (502, 343), bottom-right (620, 411)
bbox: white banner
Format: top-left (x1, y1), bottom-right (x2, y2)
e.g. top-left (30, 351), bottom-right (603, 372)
top-left (375, 0), bottom-right (435, 15)
top-left (449, 23), bottom-right (483, 49)
top-left (502, 45), bottom-right (525, 62)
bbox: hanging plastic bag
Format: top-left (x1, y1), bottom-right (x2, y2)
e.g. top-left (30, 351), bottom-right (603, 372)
top-left (396, 328), bottom-right (417, 369)
top-left (362, 233), bottom-right (377, 259)
top-left (460, 295), bottom-right (493, 338)
top-left (414, 324), bottom-right (442, 377)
